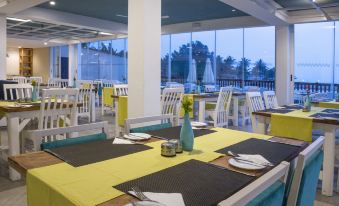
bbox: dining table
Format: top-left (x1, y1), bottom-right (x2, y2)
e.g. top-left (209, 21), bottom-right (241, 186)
top-left (252, 105), bottom-right (339, 196)
top-left (0, 100), bottom-right (81, 181)
top-left (9, 126), bottom-right (307, 206)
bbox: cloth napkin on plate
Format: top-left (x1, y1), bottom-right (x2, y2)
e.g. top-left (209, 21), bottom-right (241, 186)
top-left (124, 192), bottom-right (185, 206)
top-left (238, 154), bottom-right (273, 166)
top-left (112, 138), bottom-right (135, 144)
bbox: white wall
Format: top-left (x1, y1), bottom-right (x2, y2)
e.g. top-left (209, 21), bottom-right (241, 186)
top-left (6, 47), bottom-right (19, 75)
top-left (33, 47), bottom-right (50, 83)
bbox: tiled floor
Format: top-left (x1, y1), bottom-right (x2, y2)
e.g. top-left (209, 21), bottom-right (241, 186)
top-left (0, 109), bottom-right (338, 206)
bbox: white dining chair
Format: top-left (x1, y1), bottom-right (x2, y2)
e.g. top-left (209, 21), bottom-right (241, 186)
top-left (78, 86), bottom-right (93, 122)
top-left (161, 87), bottom-right (184, 126)
top-left (48, 78), bottom-right (69, 88)
top-left (263, 91), bottom-right (279, 109)
top-left (286, 136), bottom-right (324, 206)
top-left (77, 80), bottom-right (93, 89)
top-left (24, 88), bottom-right (79, 151)
top-left (12, 76), bottom-right (27, 84)
top-left (246, 92), bottom-right (266, 132)
top-left (205, 87), bottom-right (233, 128)
top-left (113, 84), bottom-right (128, 96)
top-left (3, 84), bottom-right (33, 100)
top-left (28, 76), bottom-right (43, 84)
top-left (219, 161), bottom-right (290, 206)
top-left (125, 114), bottom-right (173, 134)
top-left (24, 121), bottom-right (110, 151)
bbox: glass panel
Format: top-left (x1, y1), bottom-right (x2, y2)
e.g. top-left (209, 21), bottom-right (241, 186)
top-left (170, 33), bottom-right (191, 85)
top-left (216, 29), bottom-right (244, 88)
top-left (111, 39), bottom-right (126, 83)
top-left (161, 35), bottom-right (170, 85)
top-left (192, 31), bottom-right (216, 88)
top-left (335, 21), bottom-right (339, 96)
top-left (295, 22), bottom-right (334, 97)
top-left (244, 26), bottom-right (275, 90)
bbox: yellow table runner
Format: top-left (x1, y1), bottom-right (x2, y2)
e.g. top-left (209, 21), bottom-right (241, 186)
top-left (270, 107), bottom-right (325, 142)
top-left (118, 96), bottom-right (128, 127)
top-left (318, 101), bottom-right (339, 109)
top-left (27, 128), bottom-right (271, 206)
top-left (103, 87), bottom-right (114, 107)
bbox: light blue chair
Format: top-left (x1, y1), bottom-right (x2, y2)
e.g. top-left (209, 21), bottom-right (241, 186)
top-left (24, 122), bottom-right (110, 151)
top-left (286, 136), bottom-right (324, 206)
top-left (219, 161), bottom-right (290, 206)
top-left (125, 114), bottom-right (173, 134)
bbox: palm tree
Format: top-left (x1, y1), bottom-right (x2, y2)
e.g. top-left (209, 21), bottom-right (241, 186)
top-left (237, 58), bottom-right (251, 80)
top-left (252, 59), bottom-right (268, 80)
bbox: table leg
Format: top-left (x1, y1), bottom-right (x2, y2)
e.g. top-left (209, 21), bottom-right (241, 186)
top-left (321, 125), bottom-right (336, 196)
top-left (253, 115), bottom-right (266, 134)
top-left (115, 100), bottom-right (120, 137)
top-left (198, 100), bottom-right (206, 122)
top-left (7, 117), bottom-right (21, 181)
top-left (91, 92), bottom-right (96, 122)
top-left (233, 97), bottom-right (239, 126)
top-left (70, 108), bottom-right (78, 138)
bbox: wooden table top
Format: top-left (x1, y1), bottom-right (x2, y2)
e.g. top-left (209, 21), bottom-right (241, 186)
top-left (8, 135), bottom-right (306, 206)
top-left (252, 109), bottom-right (339, 126)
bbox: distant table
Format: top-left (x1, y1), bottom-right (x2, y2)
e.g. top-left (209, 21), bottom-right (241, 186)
top-left (252, 107), bottom-right (339, 196)
top-left (195, 92), bottom-right (246, 126)
top-left (0, 101), bottom-right (79, 181)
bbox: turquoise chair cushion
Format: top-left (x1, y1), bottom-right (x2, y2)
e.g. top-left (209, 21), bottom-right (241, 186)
top-left (296, 150), bottom-right (323, 206)
top-left (130, 123), bottom-right (172, 133)
top-left (246, 181), bottom-right (285, 206)
top-left (41, 133), bottom-right (107, 150)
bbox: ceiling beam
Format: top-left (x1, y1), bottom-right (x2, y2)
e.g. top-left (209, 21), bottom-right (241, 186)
top-left (0, 0), bottom-right (48, 15)
top-left (14, 7), bottom-right (127, 34)
top-left (218, 0), bottom-right (288, 26)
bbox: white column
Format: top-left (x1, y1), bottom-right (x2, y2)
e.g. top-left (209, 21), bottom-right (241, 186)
top-left (68, 44), bottom-right (78, 86)
top-left (0, 15), bottom-right (7, 79)
top-left (275, 25), bottom-right (294, 105)
top-left (128, 0), bottom-right (161, 118)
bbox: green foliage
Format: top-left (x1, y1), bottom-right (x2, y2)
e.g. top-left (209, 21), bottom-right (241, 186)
top-left (182, 96), bottom-right (193, 113)
top-left (31, 80), bottom-right (37, 87)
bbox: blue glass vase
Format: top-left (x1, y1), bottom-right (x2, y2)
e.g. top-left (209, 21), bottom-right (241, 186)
top-left (180, 112), bottom-right (194, 151)
top-left (32, 86), bottom-right (38, 102)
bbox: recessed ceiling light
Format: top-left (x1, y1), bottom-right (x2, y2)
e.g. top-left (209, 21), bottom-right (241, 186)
top-left (232, 9), bottom-right (236, 12)
top-left (6, 17), bottom-right (31, 22)
top-left (99, 32), bottom-right (113, 36)
top-left (44, 42), bottom-right (48, 45)
top-left (49, 1), bottom-right (56, 6)
top-left (312, 0), bottom-right (316, 2)
top-left (18, 46), bottom-right (22, 48)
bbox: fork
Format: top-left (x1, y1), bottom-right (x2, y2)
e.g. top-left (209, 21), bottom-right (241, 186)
top-left (131, 186), bottom-right (160, 203)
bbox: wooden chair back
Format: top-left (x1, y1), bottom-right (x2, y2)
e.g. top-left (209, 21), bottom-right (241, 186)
top-left (161, 87), bottom-right (184, 125)
top-left (12, 76), bottom-right (27, 84)
top-left (113, 84), bottom-right (128, 96)
top-left (125, 114), bottom-right (173, 134)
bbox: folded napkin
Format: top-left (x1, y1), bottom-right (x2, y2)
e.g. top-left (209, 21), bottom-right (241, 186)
top-left (112, 138), bottom-right (135, 144)
top-left (124, 192), bottom-right (185, 206)
top-left (237, 154), bottom-right (273, 166)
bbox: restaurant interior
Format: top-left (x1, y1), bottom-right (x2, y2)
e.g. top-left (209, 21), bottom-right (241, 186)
top-left (0, 0), bottom-right (339, 206)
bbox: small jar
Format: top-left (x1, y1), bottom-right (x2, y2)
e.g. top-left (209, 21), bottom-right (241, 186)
top-left (161, 142), bottom-right (176, 157)
top-left (168, 139), bottom-right (183, 153)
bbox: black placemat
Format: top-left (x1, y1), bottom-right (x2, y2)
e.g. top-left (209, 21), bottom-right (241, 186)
top-left (310, 113), bottom-right (339, 119)
top-left (321, 109), bottom-right (339, 114)
top-left (215, 138), bottom-right (302, 165)
top-left (45, 139), bottom-right (152, 167)
top-left (146, 126), bottom-right (216, 140)
top-left (281, 105), bottom-right (304, 110)
top-left (264, 108), bottom-right (294, 114)
top-left (114, 159), bottom-right (255, 206)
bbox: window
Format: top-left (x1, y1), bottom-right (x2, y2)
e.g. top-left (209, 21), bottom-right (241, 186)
top-left (170, 33), bottom-right (191, 84)
top-left (295, 22), bottom-right (335, 97)
top-left (216, 29), bottom-right (243, 87)
top-left (50, 45), bottom-right (69, 79)
top-left (244, 27), bottom-right (275, 82)
top-left (161, 35), bottom-right (170, 85)
top-left (192, 31), bottom-right (216, 86)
